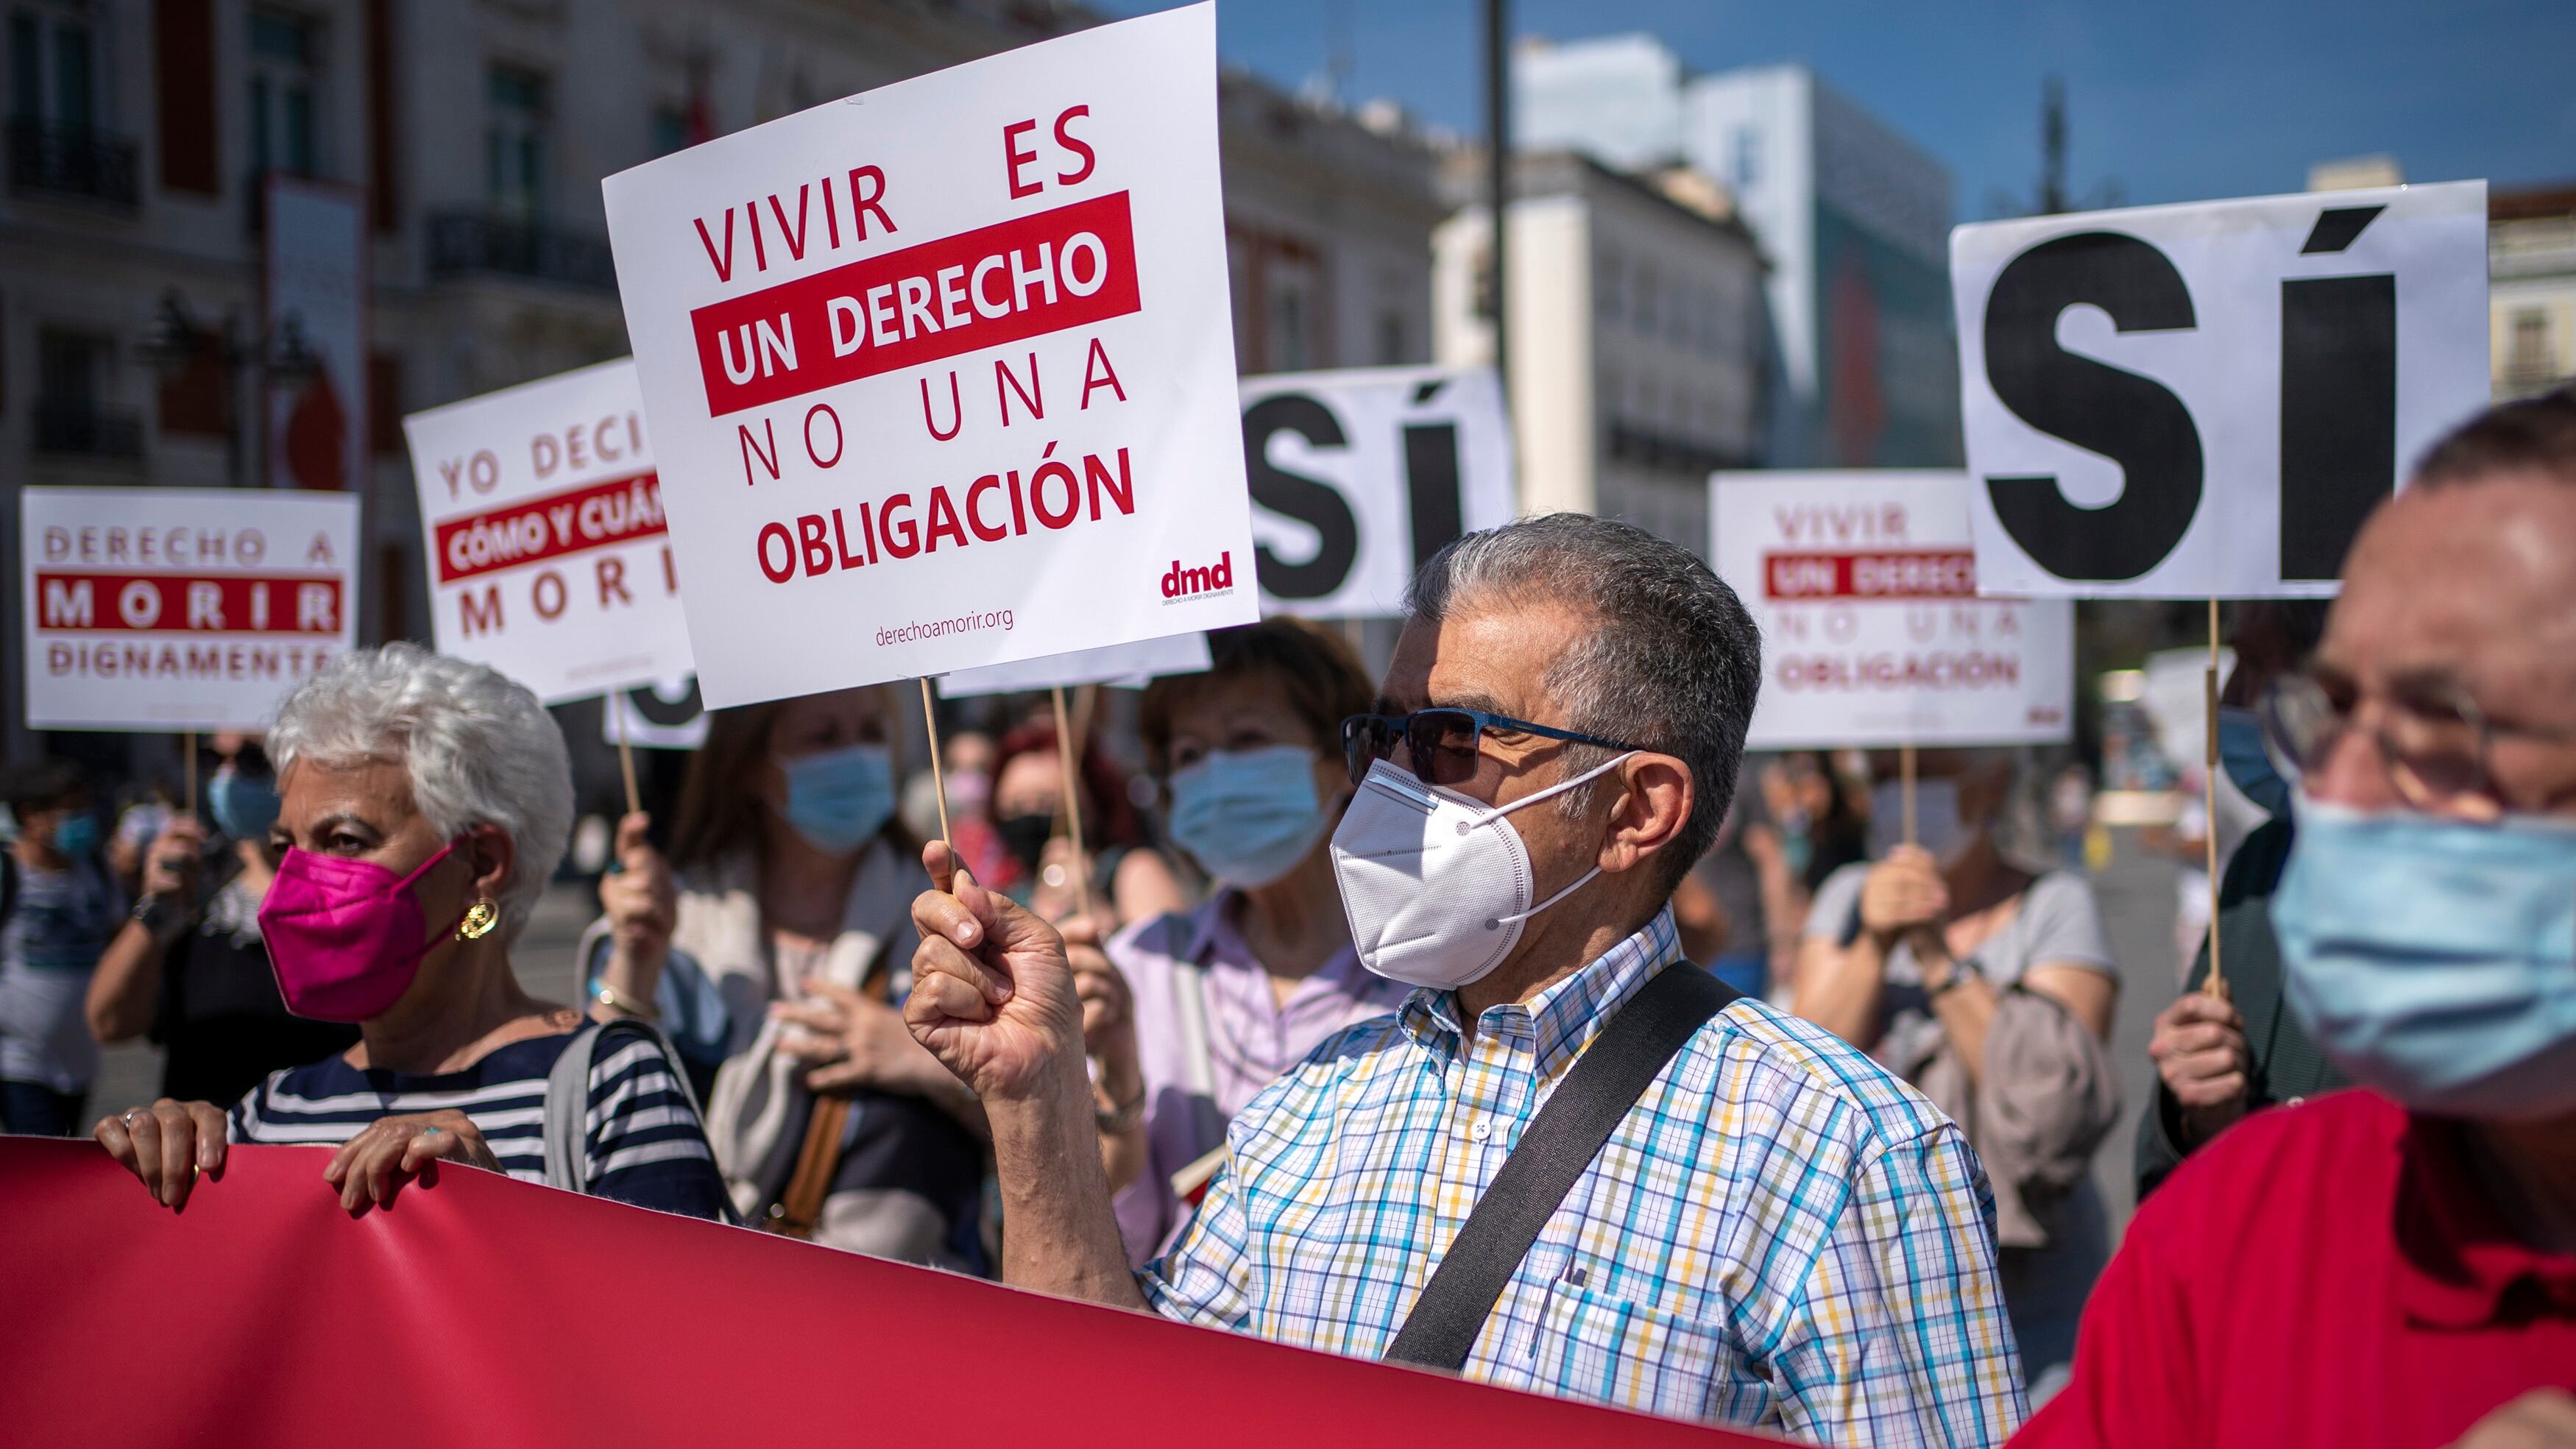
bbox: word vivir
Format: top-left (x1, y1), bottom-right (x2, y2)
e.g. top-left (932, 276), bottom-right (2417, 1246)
top-left (1161, 551), bottom-right (1234, 600)
top-left (754, 444), bottom-right (1136, 585)
top-left (691, 192), bottom-right (1140, 416)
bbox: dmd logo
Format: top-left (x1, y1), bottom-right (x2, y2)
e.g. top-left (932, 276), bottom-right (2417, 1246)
top-left (1161, 550), bottom-right (1236, 600)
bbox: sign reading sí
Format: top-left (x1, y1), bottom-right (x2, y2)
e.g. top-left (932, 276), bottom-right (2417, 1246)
top-left (1238, 366), bottom-right (1516, 619)
top-left (1712, 472), bottom-right (2074, 749)
top-left (20, 487), bottom-right (361, 730)
top-left (403, 359), bottom-right (694, 704)
top-left (1952, 182), bottom-right (2489, 598)
top-left (603, 3), bottom-right (1256, 707)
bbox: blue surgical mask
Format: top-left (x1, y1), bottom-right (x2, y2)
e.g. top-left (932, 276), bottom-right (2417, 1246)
top-left (1167, 745), bottom-right (1331, 888)
top-left (2274, 795), bottom-right (2576, 1121)
top-left (208, 767), bottom-right (283, 843)
top-left (2216, 706), bottom-right (2292, 818)
top-left (50, 812), bottom-right (100, 857)
top-left (779, 743), bottom-right (897, 854)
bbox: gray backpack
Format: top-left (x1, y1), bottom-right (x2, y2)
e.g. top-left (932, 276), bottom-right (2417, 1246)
top-left (538, 1017), bottom-right (707, 1194)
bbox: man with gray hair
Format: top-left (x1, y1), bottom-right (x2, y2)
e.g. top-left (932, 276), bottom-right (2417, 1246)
top-left (906, 514), bottom-right (2025, 1443)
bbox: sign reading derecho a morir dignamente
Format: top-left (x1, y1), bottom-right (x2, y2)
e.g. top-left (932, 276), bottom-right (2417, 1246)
top-left (21, 486), bottom-right (361, 731)
top-left (601, 3), bottom-right (1257, 709)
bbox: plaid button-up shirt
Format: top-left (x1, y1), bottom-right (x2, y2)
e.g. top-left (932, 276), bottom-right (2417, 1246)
top-left (1139, 907), bottom-right (2028, 1445)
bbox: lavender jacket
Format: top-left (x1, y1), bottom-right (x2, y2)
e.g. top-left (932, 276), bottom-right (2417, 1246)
top-left (1105, 892), bottom-right (1413, 1266)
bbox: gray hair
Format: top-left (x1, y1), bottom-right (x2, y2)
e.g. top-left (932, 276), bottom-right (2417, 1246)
top-left (1406, 513), bottom-right (1762, 896)
top-left (268, 643), bottom-right (573, 943)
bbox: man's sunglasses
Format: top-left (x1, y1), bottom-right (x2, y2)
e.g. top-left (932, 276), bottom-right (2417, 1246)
top-left (1340, 709), bottom-right (1642, 787)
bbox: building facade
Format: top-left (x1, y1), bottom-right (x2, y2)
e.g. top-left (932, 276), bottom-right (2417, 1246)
top-left (2491, 182), bottom-right (2576, 401)
top-left (1, 0), bottom-right (1441, 766)
top-left (1432, 149), bottom-right (1768, 553)
top-left (1517, 36), bottom-right (1960, 470)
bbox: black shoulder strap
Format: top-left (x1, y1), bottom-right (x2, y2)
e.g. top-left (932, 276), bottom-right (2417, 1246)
top-left (0, 852), bottom-right (15, 929)
top-left (1384, 960), bottom-right (1740, 1372)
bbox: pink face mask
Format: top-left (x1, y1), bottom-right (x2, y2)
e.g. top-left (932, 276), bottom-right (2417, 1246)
top-left (259, 843), bottom-right (461, 1021)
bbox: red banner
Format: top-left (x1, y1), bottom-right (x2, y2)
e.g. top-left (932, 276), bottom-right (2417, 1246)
top-left (688, 190), bottom-right (1142, 417)
top-left (0, 1138), bottom-right (1779, 1448)
top-left (1762, 550), bottom-right (1978, 600)
top-left (32, 573), bottom-right (344, 634)
top-left (431, 471), bottom-right (668, 584)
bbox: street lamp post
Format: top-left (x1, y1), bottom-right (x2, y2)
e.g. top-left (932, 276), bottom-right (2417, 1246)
top-left (141, 288), bottom-right (318, 487)
top-left (1483, 0), bottom-right (1511, 405)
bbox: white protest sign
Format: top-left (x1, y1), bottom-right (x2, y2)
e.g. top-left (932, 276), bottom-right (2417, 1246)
top-left (937, 631), bottom-right (1209, 699)
top-left (602, 3), bottom-right (1256, 708)
top-left (604, 676), bottom-right (708, 750)
top-left (1238, 365), bottom-right (1516, 617)
top-left (1711, 471), bottom-right (2074, 748)
top-left (403, 358), bottom-right (692, 704)
top-left (21, 486), bottom-right (360, 731)
top-left (1952, 181), bottom-right (2489, 598)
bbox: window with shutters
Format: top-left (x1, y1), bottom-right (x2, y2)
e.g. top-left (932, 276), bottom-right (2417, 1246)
top-left (9, 5), bottom-right (96, 132)
top-left (486, 64), bottom-right (548, 219)
top-left (247, 7), bottom-right (319, 178)
top-left (2508, 309), bottom-right (2555, 385)
top-left (155, 0), bottom-right (219, 196)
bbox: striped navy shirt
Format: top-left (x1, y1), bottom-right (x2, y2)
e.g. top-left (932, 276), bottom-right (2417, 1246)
top-left (228, 1026), bottom-right (730, 1221)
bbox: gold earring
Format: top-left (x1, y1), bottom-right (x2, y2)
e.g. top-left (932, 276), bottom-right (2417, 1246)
top-left (456, 899), bottom-right (500, 940)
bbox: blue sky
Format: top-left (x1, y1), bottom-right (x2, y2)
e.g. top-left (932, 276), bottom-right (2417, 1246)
top-left (1096, 0), bottom-right (2575, 212)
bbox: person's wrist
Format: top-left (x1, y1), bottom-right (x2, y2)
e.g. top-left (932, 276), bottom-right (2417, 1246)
top-left (985, 1046), bottom-right (1093, 1114)
top-left (1092, 1038), bottom-right (1142, 1094)
top-left (2176, 1091), bottom-right (2246, 1146)
top-left (132, 893), bottom-right (186, 940)
top-left (609, 935), bottom-right (669, 984)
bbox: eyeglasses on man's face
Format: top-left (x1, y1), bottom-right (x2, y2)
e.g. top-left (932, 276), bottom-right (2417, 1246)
top-left (2260, 665), bottom-right (2576, 820)
top-left (1339, 708), bottom-right (1641, 789)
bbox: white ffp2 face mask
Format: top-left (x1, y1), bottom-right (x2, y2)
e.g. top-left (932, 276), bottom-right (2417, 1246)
top-left (1328, 754), bottom-right (1636, 990)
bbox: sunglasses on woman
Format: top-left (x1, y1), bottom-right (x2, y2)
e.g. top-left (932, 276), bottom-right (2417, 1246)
top-left (1340, 709), bottom-right (1643, 787)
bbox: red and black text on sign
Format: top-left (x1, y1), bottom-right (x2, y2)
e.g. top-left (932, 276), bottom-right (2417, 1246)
top-left (35, 573), bottom-right (342, 634)
top-left (434, 472), bottom-right (668, 585)
top-left (690, 191), bottom-right (1141, 417)
top-left (1763, 550), bottom-right (1978, 600)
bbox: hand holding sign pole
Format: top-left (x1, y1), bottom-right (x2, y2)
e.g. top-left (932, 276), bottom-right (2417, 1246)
top-left (1953, 181), bottom-right (2492, 997)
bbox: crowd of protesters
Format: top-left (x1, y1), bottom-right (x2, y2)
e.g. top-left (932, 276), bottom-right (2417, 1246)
top-left (7, 388), bottom-right (2572, 1445)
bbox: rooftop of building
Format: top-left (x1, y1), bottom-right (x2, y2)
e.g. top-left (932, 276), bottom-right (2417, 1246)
top-left (2494, 181), bottom-right (2576, 222)
top-left (1435, 146), bottom-right (1767, 260)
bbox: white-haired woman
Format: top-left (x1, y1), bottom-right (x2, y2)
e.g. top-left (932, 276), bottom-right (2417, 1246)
top-left (92, 645), bottom-right (730, 1222)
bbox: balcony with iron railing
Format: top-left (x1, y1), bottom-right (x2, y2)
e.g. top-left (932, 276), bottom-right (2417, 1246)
top-left (34, 400), bottom-right (146, 461)
top-left (425, 208), bottom-right (620, 293)
top-left (6, 117), bottom-right (139, 209)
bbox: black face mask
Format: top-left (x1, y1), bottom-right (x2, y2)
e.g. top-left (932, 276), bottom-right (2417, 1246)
top-left (996, 812), bottom-right (1055, 876)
